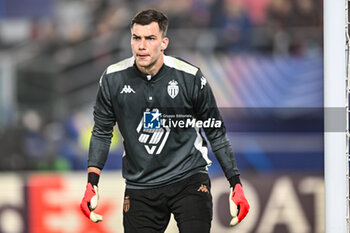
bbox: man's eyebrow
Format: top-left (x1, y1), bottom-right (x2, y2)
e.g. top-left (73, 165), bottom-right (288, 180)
top-left (132, 34), bottom-right (157, 38)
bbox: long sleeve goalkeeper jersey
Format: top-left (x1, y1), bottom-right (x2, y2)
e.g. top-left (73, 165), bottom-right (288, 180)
top-left (88, 55), bottom-right (240, 188)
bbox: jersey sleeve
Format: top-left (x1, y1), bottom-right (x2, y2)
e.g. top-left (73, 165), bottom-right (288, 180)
top-left (192, 69), bottom-right (240, 179)
top-left (88, 71), bottom-right (116, 169)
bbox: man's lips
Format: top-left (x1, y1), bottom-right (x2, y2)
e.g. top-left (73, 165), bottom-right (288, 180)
top-left (137, 54), bottom-right (149, 59)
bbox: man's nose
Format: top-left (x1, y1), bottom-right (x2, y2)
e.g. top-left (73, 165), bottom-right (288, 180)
top-left (139, 39), bottom-right (146, 50)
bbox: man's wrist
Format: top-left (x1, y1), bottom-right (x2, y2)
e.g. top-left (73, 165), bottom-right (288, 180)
top-left (228, 175), bottom-right (241, 188)
top-left (88, 172), bottom-right (100, 186)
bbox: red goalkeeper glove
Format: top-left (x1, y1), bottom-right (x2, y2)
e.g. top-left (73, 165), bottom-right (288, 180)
top-left (80, 172), bottom-right (103, 223)
top-left (229, 176), bottom-right (249, 226)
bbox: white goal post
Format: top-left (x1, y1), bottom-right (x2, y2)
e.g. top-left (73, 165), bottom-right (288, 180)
top-left (324, 0), bottom-right (348, 232)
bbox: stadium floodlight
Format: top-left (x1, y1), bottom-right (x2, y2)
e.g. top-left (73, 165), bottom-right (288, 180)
top-left (324, 0), bottom-right (348, 232)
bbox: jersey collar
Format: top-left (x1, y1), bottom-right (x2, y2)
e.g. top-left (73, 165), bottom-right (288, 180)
top-left (133, 63), bottom-right (169, 82)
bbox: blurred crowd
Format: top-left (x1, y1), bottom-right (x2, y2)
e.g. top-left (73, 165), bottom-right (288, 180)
top-left (0, 0), bottom-right (323, 171)
top-left (0, 0), bottom-right (322, 55)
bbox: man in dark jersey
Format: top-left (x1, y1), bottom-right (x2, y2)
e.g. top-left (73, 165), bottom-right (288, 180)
top-left (80, 9), bottom-right (249, 232)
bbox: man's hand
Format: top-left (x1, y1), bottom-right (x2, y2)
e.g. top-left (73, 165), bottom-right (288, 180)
top-left (80, 170), bottom-right (103, 223)
top-left (80, 183), bottom-right (103, 222)
top-left (229, 184), bottom-right (249, 226)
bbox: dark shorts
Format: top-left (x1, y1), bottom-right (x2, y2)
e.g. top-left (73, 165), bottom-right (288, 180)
top-left (123, 173), bottom-right (213, 233)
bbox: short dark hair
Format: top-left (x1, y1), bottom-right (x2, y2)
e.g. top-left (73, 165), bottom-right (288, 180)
top-left (130, 9), bottom-right (168, 37)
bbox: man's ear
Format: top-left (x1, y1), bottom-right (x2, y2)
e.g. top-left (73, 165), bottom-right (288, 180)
top-left (161, 37), bottom-right (169, 52)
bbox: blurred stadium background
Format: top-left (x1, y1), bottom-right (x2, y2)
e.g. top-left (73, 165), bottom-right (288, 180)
top-left (0, 0), bottom-right (324, 232)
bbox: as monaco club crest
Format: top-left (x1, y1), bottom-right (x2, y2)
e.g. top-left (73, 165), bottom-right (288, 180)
top-left (167, 80), bottom-right (179, 99)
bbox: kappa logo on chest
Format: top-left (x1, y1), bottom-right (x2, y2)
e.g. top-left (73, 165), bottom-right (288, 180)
top-left (120, 85), bottom-right (135, 94)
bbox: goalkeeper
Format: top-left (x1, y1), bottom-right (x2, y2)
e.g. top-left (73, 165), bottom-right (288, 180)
top-left (80, 9), bottom-right (249, 232)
